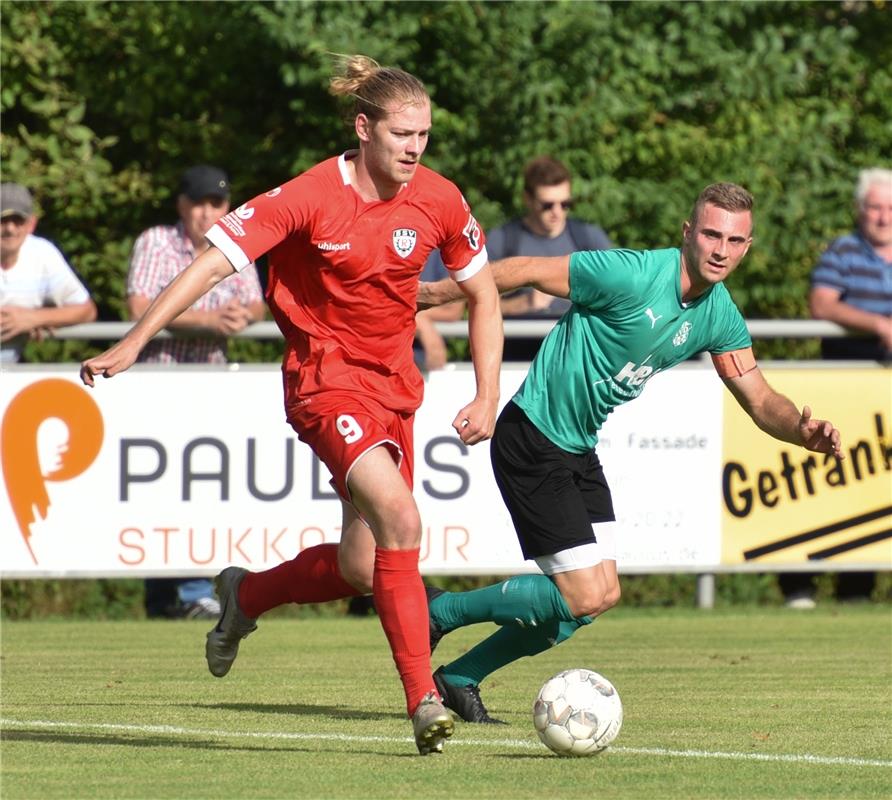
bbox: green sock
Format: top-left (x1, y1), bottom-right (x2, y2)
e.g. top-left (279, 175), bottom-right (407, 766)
top-left (440, 617), bottom-right (592, 687)
top-left (430, 574), bottom-right (577, 633)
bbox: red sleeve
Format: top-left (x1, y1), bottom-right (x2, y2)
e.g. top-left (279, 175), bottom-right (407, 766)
top-left (206, 174), bottom-right (316, 270)
top-left (436, 188), bottom-right (488, 282)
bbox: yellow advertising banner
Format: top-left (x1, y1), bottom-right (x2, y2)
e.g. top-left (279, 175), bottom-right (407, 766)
top-left (721, 367), bottom-right (892, 568)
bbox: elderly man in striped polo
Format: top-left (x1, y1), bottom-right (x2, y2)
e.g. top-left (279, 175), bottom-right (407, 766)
top-left (810, 167), bottom-right (892, 363)
top-left (781, 167), bottom-right (892, 607)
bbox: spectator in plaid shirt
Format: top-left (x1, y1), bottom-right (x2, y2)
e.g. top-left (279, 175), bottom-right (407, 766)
top-left (129, 165), bottom-right (266, 619)
top-left (127, 165), bottom-right (265, 364)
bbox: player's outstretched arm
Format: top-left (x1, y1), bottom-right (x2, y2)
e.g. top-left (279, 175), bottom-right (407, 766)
top-left (417, 276), bottom-right (463, 310)
top-left (80, 247), bottom-right (236, 387)
top-left (418, 255), bottom-right (571, 310)
top-left (720, 365), bottom-right (844, 458)
top-left (498, 255), bottom-right (571, 299)
top-left (452, 263), bottom-right (502, 445)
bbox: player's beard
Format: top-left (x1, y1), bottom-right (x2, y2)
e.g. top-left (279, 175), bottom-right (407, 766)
top-left (394, 157), bottom-right (418, 183)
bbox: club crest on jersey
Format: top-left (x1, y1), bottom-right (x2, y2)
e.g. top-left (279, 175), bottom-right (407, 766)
top-left (392, 228), bottom-right (417, 258)
top-left (673, 321), bottom-right (692, 346)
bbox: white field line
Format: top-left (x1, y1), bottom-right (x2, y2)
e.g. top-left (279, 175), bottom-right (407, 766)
top-left (1, 717), bottom-right (890, 769)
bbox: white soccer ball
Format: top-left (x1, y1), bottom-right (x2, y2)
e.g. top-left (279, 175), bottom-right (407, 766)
top-left (532, 668), bottom-right (623, 757)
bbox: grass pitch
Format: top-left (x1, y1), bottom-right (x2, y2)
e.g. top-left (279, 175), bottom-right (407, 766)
top-left (1, 606), bottom-right (890, 799)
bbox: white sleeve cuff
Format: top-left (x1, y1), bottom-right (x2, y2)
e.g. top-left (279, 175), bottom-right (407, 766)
top-left (452, 245), bottom-right (488, 283)
top-left (206, 224), bottom-right (252, 272)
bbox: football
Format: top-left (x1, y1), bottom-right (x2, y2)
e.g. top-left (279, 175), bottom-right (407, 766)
top-left (532, 668), bottom-right (623, 756)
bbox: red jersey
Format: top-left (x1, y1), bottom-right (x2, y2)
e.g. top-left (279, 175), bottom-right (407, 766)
top-left (207, 152), bottom-right (487, 413)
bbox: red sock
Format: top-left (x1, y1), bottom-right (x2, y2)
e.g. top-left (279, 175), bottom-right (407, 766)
top-left (238, 543), bottom-right (361, 618)
top-left (373, 547), bottom-right (435, 717)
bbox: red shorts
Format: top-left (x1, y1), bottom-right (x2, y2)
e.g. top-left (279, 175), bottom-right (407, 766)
top-left (285, 389), bottom-right (415, 502)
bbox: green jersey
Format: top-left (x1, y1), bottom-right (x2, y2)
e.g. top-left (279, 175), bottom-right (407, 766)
top-left (513, 247), bottom-right (751, 453)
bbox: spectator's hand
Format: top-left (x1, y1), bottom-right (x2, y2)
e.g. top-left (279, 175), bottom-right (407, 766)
top-left (499, 292), bottom-right (533, 316)
top-left (451, 395), bottom-right (498, 446)
top-left (209, 301), bottom-right (254, 335)
top-left (798, 405), bottom-right (844, 459)
top-left (80, 338), bottom-right (142, 387)
top-left (875, 315), bottom-right (892, 350)
top-left (0, 305), bottom-right (39, 341)
top-left (424, 338), bottom-right (448, 370)
top-left (415, 313), bottom-right (449, 371)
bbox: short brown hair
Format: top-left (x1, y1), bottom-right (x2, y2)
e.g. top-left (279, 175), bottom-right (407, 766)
top-left (523, 156), bottom-right (572, 195)
top-left (689, 183), bottom-right (754, 227)
top-left (329, 54), bottom-right (428, 122)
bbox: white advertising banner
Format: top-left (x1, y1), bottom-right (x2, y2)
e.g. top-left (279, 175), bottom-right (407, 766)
top-left (0, 365), bottom-right (722, 577)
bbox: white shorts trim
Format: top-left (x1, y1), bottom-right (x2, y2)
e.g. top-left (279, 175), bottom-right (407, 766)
top-left (534, 522), bottom-right (617, 575)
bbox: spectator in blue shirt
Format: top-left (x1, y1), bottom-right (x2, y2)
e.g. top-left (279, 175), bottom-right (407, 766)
top-left (782, 167), bottom-right (890, 608)
top-left (810, 167), bottom-right (892, 362)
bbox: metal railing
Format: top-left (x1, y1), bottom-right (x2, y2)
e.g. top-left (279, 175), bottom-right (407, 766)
top-left (48, 318), bottom-right (852, 341)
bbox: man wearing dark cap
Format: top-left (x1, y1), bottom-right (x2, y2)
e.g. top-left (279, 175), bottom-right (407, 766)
top-left (128, 166), bottom-right (265, 618)
top-left (1, 182), bottom-right (97, 363)
top-left (127, 165), bottom-right (265, 365)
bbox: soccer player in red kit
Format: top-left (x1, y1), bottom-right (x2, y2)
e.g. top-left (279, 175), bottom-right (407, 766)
top-left (80, 55), bottom-right (503, 755)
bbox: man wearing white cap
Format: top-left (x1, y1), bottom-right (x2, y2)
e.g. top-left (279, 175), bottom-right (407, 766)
top-left (0, 182), bottom-right (97, 363)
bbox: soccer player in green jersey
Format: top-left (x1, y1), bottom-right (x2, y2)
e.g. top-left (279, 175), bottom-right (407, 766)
top-left (416, 183), bottom-right (844, 723)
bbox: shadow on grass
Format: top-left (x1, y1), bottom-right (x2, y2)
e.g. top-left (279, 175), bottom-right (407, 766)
top-left (194, 701), bottom-right (406, 721)
top-left (3, 729), bottom-right (445, 759)
top-left (3, 700), bottom-right (405, 721)
top-left (498, 752), bottom-right (559, 760)
top-left (0, 729), bottom-right (314, 753)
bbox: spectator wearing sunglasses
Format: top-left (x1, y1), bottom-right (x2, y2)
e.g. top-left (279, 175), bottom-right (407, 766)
top-left (487, 156), bottom-right (613, 360)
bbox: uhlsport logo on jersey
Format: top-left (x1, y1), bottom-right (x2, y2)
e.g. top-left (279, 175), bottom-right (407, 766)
top-left (392, 228), bottom-right (417, 258)
top-left (1, 379), bottom-right (104, 564)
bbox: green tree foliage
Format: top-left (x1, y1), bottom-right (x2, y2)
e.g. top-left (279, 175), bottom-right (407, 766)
top-left (0, 2), bottom-right (151, 335)
top-left (2, 0), bottom-right (889, 362)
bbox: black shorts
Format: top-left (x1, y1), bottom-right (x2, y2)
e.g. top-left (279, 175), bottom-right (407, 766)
top-left (490, 401), bottom-right (615, 560)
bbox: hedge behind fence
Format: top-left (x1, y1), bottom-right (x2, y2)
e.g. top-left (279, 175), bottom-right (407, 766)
top-left (3, 0), bottom-right (889, 364)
